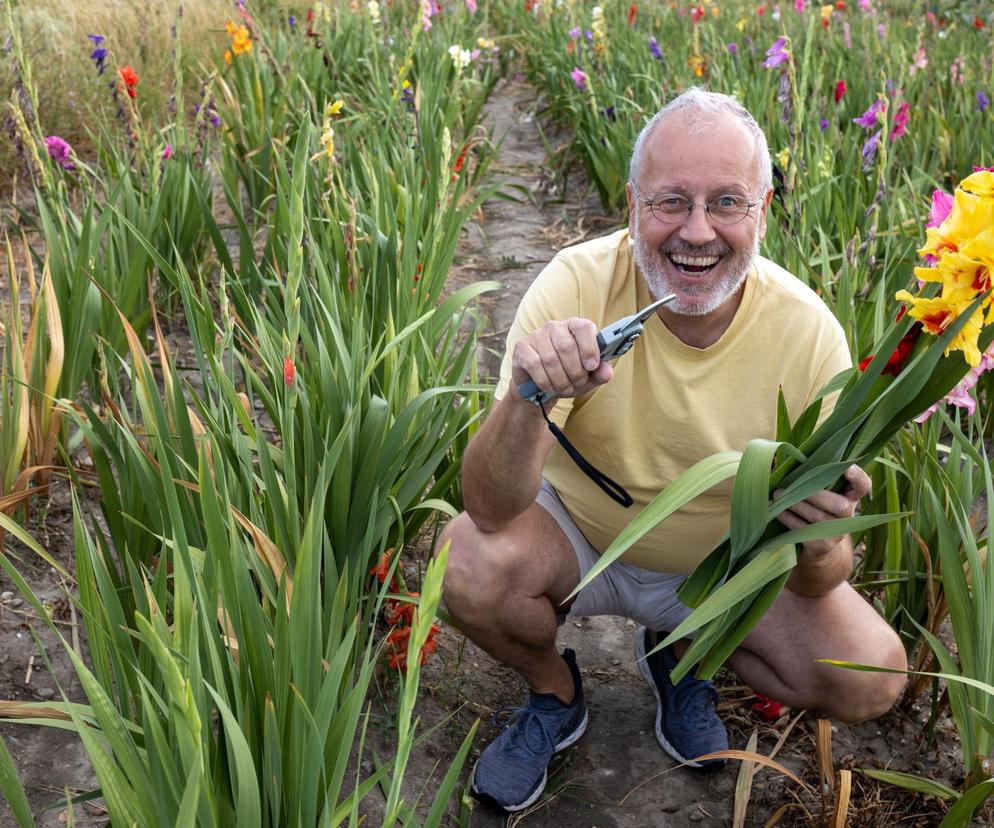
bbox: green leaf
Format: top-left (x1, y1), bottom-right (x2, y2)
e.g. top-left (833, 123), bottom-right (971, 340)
top-left (565, 451), bottom-right (742, 603)
top-left (859, 769), bottom-right (959, 800)
top-left (0, 733), bottom-right (34, 827)
top-left (940, 779), bottom-right (994, 827)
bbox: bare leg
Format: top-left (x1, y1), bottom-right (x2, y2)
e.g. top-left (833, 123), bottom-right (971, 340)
top-left (435, 505), bottom-right (581, 703)
top-left (728, 583), bottom-right (907, 722)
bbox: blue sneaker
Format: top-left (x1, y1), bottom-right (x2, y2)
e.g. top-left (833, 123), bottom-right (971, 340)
top-left (634, 626), bottom-right (727, 769)
top-left (470, 649), bottom-right (588, 812)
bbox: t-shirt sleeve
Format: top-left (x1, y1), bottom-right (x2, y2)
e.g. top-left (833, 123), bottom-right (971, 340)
top-left (494, 255), bottom-right (583, 427)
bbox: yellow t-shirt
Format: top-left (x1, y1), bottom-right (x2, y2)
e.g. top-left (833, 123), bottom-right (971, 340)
top-left (494, 229), bottom-right (852, 573)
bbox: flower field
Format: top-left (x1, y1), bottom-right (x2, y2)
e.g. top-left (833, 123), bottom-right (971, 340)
top-left (0, 0), bottom-right (992, 825)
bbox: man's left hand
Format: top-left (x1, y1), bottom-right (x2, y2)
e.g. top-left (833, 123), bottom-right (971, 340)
top-left (773, 464), bottom-right (872, 558)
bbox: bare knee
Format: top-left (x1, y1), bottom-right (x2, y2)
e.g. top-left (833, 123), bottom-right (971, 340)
top-left (434, 513), bottom-right (514, 624)
top-left (821, 633), bottom-right (907, 723)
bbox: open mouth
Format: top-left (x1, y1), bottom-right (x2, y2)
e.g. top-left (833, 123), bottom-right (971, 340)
top-left (668, 252), bottom-right (721, 275)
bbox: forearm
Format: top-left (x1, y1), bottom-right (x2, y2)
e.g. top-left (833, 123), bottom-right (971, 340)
top-left (461, 393), bottom-right (556, 532)
top-left (786, 536), bottom-right (854, 597)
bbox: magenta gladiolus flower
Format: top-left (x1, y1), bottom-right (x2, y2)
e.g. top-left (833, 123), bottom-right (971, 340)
top-left (568, 27), bottom-right (581, 39)
top-left (915, 345), bottom-right (994, 422)
top-left (853, 97), bottom-right (886, 128)
top-left (570, 67), bottom-right (588, 90)
top-left (44, 135), bottom-right (75, 170)
top-left (927, 189), bottom-right (954, 229)
top-left (162, 144), bottom-right (173, 160)
top-left (763, 36), bottom-right (790, 68)
top-left (889, 101), bottom-right (910, 141)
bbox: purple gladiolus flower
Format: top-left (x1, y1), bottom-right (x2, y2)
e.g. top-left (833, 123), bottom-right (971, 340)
top-left (649, 36), bottom-right (663, 61)
top-left (584, 29), bottom-right (594, 44)
top-left (853, 98), bottom-right (885, 128)
top-left (568, 27), bottom-right (581, 40)
top-left (861, 130), bottom-right (881, 171)
top-left (819, 117), bottom-right (829, 132)
top-left (289, 14), bottom-right (296, 26)
top-left (44, 135), bottom-right (75, 170)
top-left (88, 33), bottom-right (108, 74)
top-left (979, 91), bottom-right (991, 112)
top-left (763, 36), bottom-right (790, 68)
top-left (727, 42), bottom-right (738, 54)
top-left (570, 67), bottom-right (588, 91)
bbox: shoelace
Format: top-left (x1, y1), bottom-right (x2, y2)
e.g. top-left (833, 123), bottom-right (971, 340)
top-left (491, 706), bottom-right (557, 759)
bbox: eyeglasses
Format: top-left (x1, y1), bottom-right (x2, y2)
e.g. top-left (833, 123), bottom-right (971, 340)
top-left (632, 188), bottom-right (762, 226)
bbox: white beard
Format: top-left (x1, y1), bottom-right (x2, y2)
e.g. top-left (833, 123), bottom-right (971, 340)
top-left (631, 221), bottom-right (760, 317)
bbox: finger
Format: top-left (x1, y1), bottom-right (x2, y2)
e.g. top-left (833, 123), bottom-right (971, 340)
top-left (566, 317), bottom-right (602, 372)
top-left (547, 321), bottom-right (590, 388)
top-left (842, 464), bottom-right (872, 500)
top-left (779, 498), bottom-right (837, 526)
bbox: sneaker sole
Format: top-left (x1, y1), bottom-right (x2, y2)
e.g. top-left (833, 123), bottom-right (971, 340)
top-left (469, 708), bottom-right (589, 812)
top-left (633, 627), bottom-right (708, 769)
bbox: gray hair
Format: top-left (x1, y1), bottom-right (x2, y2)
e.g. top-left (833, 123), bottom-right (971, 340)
top-left (628, 88), bottom-right (773, 194)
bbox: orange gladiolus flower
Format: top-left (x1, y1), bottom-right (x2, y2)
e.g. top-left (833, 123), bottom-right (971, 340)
top-left (119, 65), bottom-right (139, 99)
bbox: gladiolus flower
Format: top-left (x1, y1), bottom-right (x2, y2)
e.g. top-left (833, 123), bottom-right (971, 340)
top-left (894, 289), bottom-right (986, 367)
top-left (87, 33), bottom-right (108, 74)
top-left (570, 67), bottom-right (588, 90)
top-left (465, 0), bottom-right (477, 12)
top-left (756, 4), bottom-right (766, 14)
top-left (889, 101), bottom-right (910, 141)
top-left (691, 5), bottom-right (705, 23)
top-left (915, 345), bottom-right (994, 422)
top-left (751, 694), bottom-right (785, 721)
top-left (763, 36), bottom-right (790, 68)
top-left (819, 117), bottom-right (829, 132)
top-left (834, 80), bottom-right (846, 103)
top-left (688, 53), bottom-right (706, 77)
top-left (568, 27), bottom-right (581, 39)
top-left (909, 47), bottom-right (928, 76)
top-left (648, 36), bottom-right (664, 61)
top-left (794, 0), bottom-right (805, 11)
top-left (727, 42), bottom-right (738, 55)
top-left (119, 65), bottom-right (139, 99)
top-left (44, 135), bottom-right (75, 170)
top-left (283, 356), bottom-right (295, 385)
top-left (860, 130), bottom-right (881, 171)
top-left (369, 548), bottom-right (394, 583)
top-left (162, 144), bottom-right (173, 160)
top-left (852, 97), bottom-right (885, 128)
top-left (978, 91), bottom-right (991, 113)
top-left (975, 16), bottom-right (985, 29)
top-left (928, 189), bottom-right (955, 230)
top-left (627, 3), bottom-right (637, 26)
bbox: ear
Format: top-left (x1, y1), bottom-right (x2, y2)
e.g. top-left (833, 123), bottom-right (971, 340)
top-left (626, 182), bottom-right (636, 228)
top-left (756, 187), bottom-right (774, 241)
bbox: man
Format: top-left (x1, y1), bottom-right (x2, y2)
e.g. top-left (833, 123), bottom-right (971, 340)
top-left (437, 88), bottom-right (907, 813)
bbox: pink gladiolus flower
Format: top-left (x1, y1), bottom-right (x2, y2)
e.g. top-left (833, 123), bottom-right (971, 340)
top-left (909, 47), bottom-right (928, 76)
top-left (570, 67), bottom-right (588, 90)
top-left (915, 345), bottom-right (994, 422)
top-left (927, 189), bottom-right (954, 229)
top-left (842, 20), bottom-right (851, 48)
top-left (794, 0), bottom-right (805, 11)
top-left (44, 135), bottom-right (75, 170)
top-left (162, 144), bottom-right (173, 160)
top-left (889, 101), bottom-right (910, 141)
top-left (465, 0), bottom-right (477, 11)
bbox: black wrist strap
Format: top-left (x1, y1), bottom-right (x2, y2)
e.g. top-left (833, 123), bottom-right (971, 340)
top-left (539, 401), bottom-right (633, 508)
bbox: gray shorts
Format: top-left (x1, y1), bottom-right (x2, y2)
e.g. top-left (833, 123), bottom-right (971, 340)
top-left (535, 479), bottom-right (695, 633)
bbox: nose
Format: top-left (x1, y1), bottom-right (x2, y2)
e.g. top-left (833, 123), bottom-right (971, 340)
top-left (678, 204), bottom-right (718, 246)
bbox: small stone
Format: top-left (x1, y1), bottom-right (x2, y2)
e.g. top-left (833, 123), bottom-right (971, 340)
top-left (687, 805), bottom-right (704, 822)
top-left (0, 591), bottom-right (13, 601)
top-left (360, 760), bottom-right (373, 775)
top-left (37, 688), bottom-right (55, 700)
top-left (9, 598), bottom-right (21, 608)
top-left (611, 658), bottom-right (620, 666)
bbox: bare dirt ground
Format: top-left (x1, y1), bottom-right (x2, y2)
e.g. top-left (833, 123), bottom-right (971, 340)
top-left (0, 76), bottom-right (988, 828)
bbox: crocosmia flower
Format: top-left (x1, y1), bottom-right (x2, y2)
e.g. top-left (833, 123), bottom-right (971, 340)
top-left (763, 36), bottom-right (790, 68)
top-left (570, 67), bottom-right (588, 90)
top-left (119, 65), bottom-right (139, 99)
top-left (44, 135), bottom-right (75, 170)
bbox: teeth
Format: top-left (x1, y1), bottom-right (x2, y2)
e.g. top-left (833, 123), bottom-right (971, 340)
top-left (670, 254), bottom-right (720, 268)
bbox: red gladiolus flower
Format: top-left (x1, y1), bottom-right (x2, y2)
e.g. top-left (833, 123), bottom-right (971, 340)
top-left (858, 310), bottom-right (922, 377)
top-left (691, 5), bottom-right (705, 23)
top-left (119, 65), bottom-right (139, 99)
top-left (751, 694), bottom-right (784, 721)
top-left (369, 548), bottom-right (394, 583)
top-left (756, 4), bottom-right (766, 14)
top-left (975, 16), bottom-right (985, 29)
top-left (283, 356), bottom-right (295, 385)
top-left (385, 593), bottom-right (419, 626)
top-left (834, 80), bottom-right (846, 103)
top-left (834, 0), bottom-right (845, 8)
top-left (628, 3), bottom-right (637, 26)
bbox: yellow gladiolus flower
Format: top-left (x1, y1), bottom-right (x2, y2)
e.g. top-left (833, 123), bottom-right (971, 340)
top-left (225, 19), bottom-right (237, 36)
top-left (320, 126), bottom-right (335, 160)
top-left (688, 54), bottom-right (706, 77)
top-left (327, 99), bottom-right (344, 116)
top-left (776, 147), bottom-right (790, 170)
top-left (918, 186), bottom-right (994, 260)
top-left (896, 289), bottom-right (986, 367)
top-left (224, 49), bottom-right (232, 66)
top-left (736, 17), bottom-right (746, 30)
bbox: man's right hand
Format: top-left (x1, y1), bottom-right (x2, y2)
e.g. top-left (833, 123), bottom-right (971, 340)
top-left (510, 317), bottom-right (614, 402)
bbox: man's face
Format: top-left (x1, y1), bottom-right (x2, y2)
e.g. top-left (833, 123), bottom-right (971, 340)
top-left (627, 111), bottom-right (773, 318)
